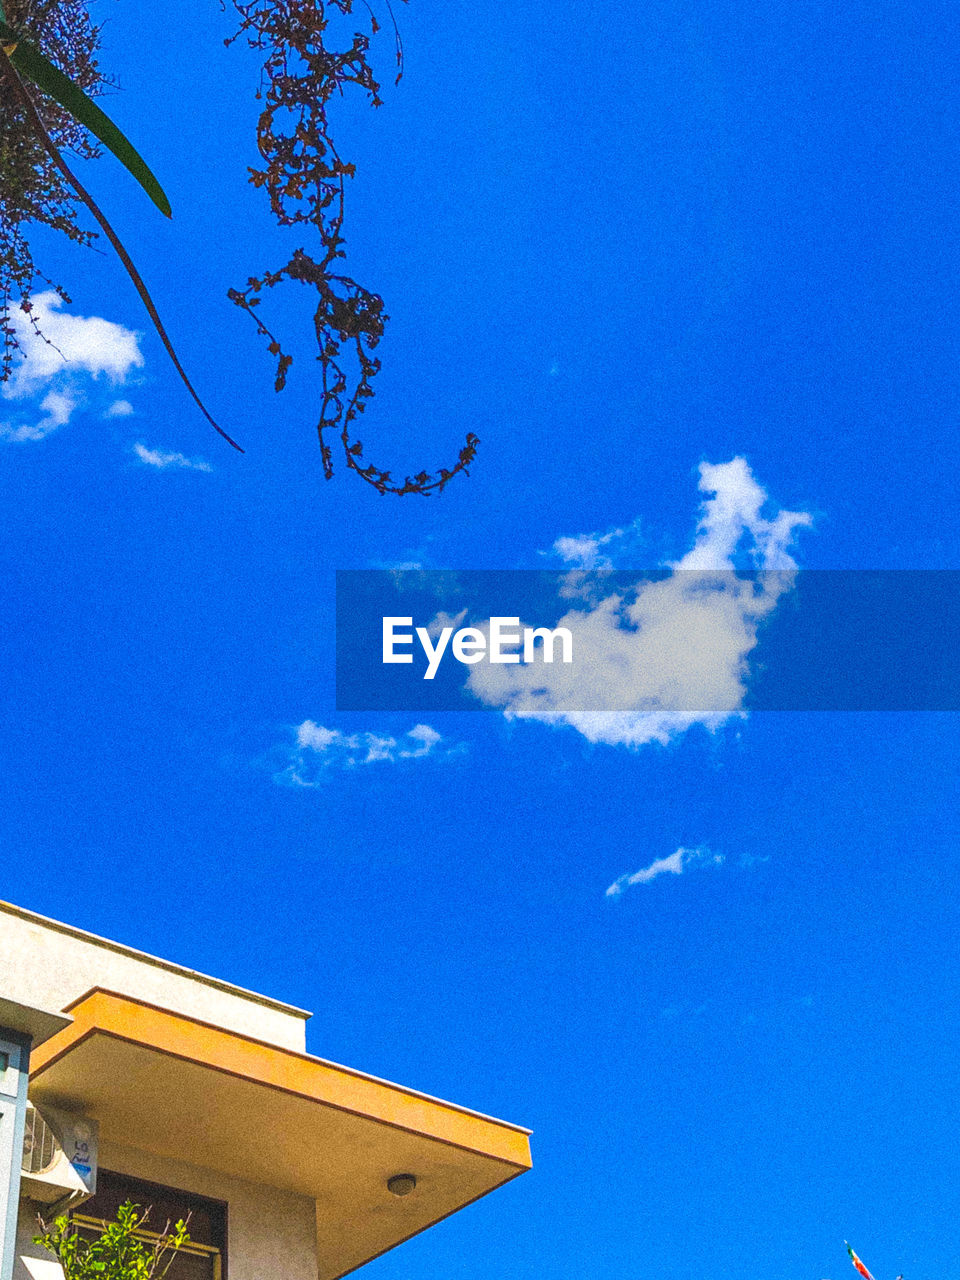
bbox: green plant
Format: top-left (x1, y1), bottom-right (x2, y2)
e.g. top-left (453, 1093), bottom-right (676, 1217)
top-left (0, 0), bottom-right (479, 489)
top-left (0, 0), bottom-right (241, 449)
top-left (35, 1200), bottom-right (191, 1280)
top-left (0, 3), bottom-right (168, 213)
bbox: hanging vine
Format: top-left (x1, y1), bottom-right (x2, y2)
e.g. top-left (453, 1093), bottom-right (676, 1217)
top-left (226, 0), bottom-right (478, 494)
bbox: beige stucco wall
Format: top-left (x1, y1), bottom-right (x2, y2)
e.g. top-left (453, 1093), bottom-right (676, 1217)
top-left (14, 1139), bottom-right (319, 1280)
top-left (0, 902), bottom-right (309, 1051)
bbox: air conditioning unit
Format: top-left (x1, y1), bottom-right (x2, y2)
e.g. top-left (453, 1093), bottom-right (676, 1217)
top-left (20, 1102), bottom-right (98, 1211)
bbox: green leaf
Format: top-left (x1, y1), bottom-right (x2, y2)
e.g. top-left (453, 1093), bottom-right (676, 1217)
top-left (0, 27), bottom-right (171, 217)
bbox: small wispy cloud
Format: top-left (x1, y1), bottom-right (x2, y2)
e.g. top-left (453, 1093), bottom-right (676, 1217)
top-left (133, 443), bottom-right (212, 473)
top-left (275, 721), bottom-right (461, 786)
top-left (105, 399), bottom-right (134, 419)
top-left (0, 292), bottom-right (142, 441)
top-left (549, 518), bottom-right (647, 571)
top-left (606, 846), bottom-right (723, 897)
top-left (1, 389), bottom-right (79, 442)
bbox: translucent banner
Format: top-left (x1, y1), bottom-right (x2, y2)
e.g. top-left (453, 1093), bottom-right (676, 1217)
top-left (335, 570), bottom-right (960, 712)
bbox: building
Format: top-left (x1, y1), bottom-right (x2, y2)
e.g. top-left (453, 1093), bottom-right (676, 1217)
top-left (0, 901), bottom-right (531, 1280)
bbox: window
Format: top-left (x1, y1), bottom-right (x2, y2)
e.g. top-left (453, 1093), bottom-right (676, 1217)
top-left (0, 1044), bottom-right (13, 1095)
top-left (74, 1169), bottom-right (227, 1280)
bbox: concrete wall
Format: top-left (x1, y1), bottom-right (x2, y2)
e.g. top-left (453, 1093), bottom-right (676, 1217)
top-left (0, 903), bottom-right (309, 1052)
top-left (14, 1139), bottom-right (319, 1280)
top-left (3, 903), bottom-right (318, 1279)
top-left (14, 1200), bottom-right (65, 1280)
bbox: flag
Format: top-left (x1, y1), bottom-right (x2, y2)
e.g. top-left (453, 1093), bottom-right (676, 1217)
top-left (846, 1243), bottom-right (875, 1280)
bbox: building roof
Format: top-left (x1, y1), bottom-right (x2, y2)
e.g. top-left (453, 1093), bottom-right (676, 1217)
top-left (29, 989), bottom-right (532, 1280)
top-left (0, 996), bottom-right (70, 1046)
top-left (0, 899), bottom-right (311, 1021)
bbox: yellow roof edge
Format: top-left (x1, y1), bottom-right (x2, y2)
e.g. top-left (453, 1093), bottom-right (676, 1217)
top-left (32, 991), bottom-right (534, 1165)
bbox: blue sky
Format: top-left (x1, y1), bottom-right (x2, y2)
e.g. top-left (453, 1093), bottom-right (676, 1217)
top-left (3, 1), bottom-right (960, 1278)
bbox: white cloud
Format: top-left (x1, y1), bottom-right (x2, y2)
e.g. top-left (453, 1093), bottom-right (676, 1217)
top-left (276, 721), bottom-right (458, 785)
top-left (105, 399), bottom-right (134, 418)
top-left (133, 442), bottom-right (212, 473)
top-left (1, 389), bottom-right (78, 442)
top-left (672, 457), bottom-right (811, 572)
top-left (426, 609), bottom-right (467, 640)
top-left (467, 458), bottom-right (812, 747)
top-left (39, 390), bottom-right (78, 427)
top-left (550, 518), bottom-right (646, 571)
top-left (5, 292), bottom-right (142, 391)
top-left (552, 534), bottom-right (610, 569)
top-left (1, 292), bottom-right (142, 441)
top-left (606, 846), bottom-right (722, 897)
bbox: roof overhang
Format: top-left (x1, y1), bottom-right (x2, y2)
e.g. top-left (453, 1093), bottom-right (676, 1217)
top-left (0, 996), bottom-right (71, 1047)
top-left (28, 990), bottom-right (531, 1280)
